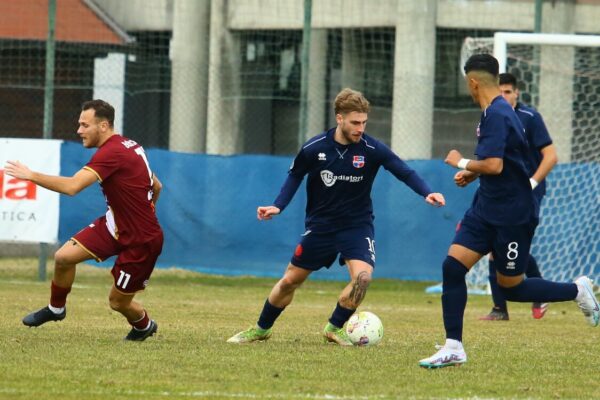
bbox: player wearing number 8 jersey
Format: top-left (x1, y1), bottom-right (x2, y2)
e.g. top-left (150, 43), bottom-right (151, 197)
top-left (480, 72), bottom-right (558, 321)
top-left (4, 100), bottom-right (163, 341)
top-left (419, 54), bottom-right (600, 369)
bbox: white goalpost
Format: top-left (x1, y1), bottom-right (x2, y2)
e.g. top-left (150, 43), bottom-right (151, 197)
top-left (493, 32), bottom-right (600, 73)
top-left (429, 32), bottom-right (600, 294)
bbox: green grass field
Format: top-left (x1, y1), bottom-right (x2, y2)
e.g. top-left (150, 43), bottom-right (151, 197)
top-left (1, 258), bottom-right (598, 400)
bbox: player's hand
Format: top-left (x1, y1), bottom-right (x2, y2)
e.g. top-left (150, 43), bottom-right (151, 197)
top-left (444, 149), bottom-right (463, 168)
top-left (257, 206), bottom-right (281, 221)
top-left (425, 192), bottom-right (445, 207)
top-left (454, 170), bottom-right (478, 187)
top-left (4, 160), bottom-right (33, 180)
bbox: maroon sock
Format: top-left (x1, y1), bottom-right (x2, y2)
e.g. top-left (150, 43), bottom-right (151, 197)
top-left (129, 310), bottom-right (150, 330)
top-left (50, 281), bottom-right (71, 308)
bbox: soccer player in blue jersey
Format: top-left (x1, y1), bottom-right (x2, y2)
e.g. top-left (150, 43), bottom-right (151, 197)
top-left (419, 54), bottom-right (600, 368)
top-left (227, 88), bottom-right (446, 345)
top-left (480, 72), bottom-right (558, 321)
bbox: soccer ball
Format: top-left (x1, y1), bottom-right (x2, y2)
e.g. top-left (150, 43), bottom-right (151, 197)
top-left (345, 311), bottom-right (383, 346)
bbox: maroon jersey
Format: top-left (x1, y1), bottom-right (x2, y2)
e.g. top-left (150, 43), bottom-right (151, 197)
top-left (83, 135), bottom-right (162, 246)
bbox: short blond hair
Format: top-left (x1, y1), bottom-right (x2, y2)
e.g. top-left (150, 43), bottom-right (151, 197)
top-left (334, 88), bottom-right (370, 115)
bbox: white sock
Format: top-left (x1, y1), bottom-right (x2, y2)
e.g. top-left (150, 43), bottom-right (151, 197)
top-left (48, 304), bottom-right (64, 314)
top-left (134, 320), bottom-right (151, 331)
top-left (445, 338), bottom-right (463, 350)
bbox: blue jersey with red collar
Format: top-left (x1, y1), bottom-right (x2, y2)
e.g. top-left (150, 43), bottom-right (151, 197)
top-left (273, 128), bottom-right (432, 232)
top-left (471, 96), bottom-right (537, 225)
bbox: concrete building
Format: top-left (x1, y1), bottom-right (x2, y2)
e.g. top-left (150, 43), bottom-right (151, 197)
top-left (50, 1), bottom-right (600, 160)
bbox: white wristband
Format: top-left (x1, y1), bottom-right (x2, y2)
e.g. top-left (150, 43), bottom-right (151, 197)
top-left (530, 178), bottom-right (538, 189)
top-left (457, 158), bottom-right (471, 170)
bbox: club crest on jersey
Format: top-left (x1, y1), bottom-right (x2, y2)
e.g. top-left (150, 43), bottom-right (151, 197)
top-left (353, 155), bottom-right (365, 168)
top-left (318, 152), bottom-right (326, 161)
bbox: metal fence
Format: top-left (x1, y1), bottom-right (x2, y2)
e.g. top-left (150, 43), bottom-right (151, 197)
top-left (1, 0), bottom-right (600, 160)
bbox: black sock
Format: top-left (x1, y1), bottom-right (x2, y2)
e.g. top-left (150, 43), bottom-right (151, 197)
top-left (488, 259), bottom-right (507, 312)
top-left (257, 299), bottom-right (285, 330)
top-left (500, 278), bottom-right (578, 302)
top-left (442, 256), bottom-right (468, 342)
top-left (328, 302), bottom-right (355, 328)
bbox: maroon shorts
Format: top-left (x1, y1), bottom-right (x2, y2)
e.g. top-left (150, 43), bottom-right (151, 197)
top-left (72, 216), bottom-right (164, 294)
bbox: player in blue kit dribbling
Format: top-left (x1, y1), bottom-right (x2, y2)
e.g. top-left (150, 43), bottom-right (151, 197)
top-left (227, 88), bottom-right (446, 345)
top-left (419, 54), bottom-right (600, 369)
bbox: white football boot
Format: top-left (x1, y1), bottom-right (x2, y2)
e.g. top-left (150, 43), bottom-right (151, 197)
top-left (574, 276), bottom-right (600, 327)
top-left (419, 339), bottom-right (467, 369)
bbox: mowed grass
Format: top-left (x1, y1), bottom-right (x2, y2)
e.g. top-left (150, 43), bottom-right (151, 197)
top-left (1, 259), bottom-right (599, 400)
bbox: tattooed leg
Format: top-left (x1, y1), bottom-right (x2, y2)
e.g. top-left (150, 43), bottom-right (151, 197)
top-left (339, 261), bottom-right (373, 309)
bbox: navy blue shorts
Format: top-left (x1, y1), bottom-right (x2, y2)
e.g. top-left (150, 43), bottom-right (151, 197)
top-left (453, 210), bottom-right (537, 276)
top-left (291, 225), bottom-right (376, 271)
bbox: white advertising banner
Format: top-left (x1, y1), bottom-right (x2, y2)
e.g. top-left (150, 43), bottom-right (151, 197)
top-left (0, 138), bottom-right (62, 243)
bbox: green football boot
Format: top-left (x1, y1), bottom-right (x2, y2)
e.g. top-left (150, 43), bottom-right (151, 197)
top-left (227, 326), bottom-right (272, 343)
top-left (323, 322), bottom-right (353, 346)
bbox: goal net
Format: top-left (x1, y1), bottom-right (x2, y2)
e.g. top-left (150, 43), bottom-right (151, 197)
top-left (452, 32), bottom-right (600, 293)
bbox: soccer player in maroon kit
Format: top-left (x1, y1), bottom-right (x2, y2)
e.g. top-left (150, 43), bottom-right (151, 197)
top-left (4, 100), bottom-right (163, 341)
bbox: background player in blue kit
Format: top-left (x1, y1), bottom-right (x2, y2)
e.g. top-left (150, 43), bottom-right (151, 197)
top-left (419, 54), bottom-right (600, 368)
top-left (228, 88), bottom-right (446, 345)
top-left (480, 72), bottom-right (558, 321)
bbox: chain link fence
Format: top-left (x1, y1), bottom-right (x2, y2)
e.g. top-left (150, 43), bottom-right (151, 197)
top-left (1, 0), bottom-right (600, 159)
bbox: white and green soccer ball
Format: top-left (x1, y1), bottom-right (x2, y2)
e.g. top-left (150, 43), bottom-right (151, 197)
top-left (345, 311), bottom-right (383, 346)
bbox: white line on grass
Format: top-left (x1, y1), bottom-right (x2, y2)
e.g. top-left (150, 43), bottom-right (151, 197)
top-left (0, 388), bottom-right (389, 399)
